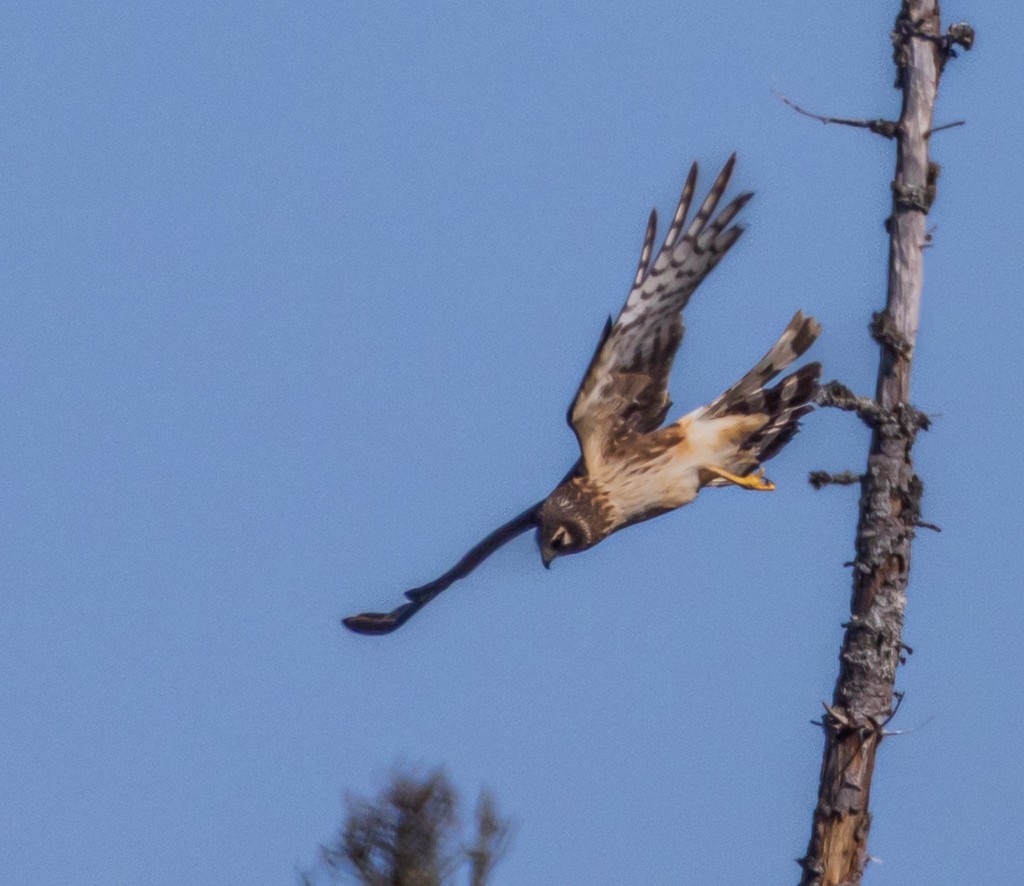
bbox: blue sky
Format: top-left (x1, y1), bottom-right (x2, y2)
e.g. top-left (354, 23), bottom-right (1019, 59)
top-left (2, 2), bottom-right (1021, 884)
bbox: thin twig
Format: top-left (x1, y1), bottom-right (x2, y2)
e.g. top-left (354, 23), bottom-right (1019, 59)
top-left (776, 91), bottom-right (898, 138)
top-left (815, 380), bottom-right (884, 426)
top-left (808, 471), bottom-right (862, 490)
top-left (927, 120), bottom-right (965, 135)
top-left (883, 715), bottom-right (935, 737)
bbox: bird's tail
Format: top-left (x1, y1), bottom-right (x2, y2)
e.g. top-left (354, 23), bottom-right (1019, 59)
top-left (704, 311), bottom-right (821, 465)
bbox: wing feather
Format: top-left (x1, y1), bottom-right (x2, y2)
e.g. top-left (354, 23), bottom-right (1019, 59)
top-left (569, 156), bottom-right (751, 469)
top-left (632, 209), bottom-right (658, 288)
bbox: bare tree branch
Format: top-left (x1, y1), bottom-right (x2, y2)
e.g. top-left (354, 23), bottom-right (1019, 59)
top-left (796, 3), bottom-right (972, 885)
top-left (926, 119), bottom-right (966, 136)
top-left (776, 92), bottom-right (898, 138)
top-left (808, 471), bottom-right (863, 490)
top-left (815, 380), bottom-right (886, 427)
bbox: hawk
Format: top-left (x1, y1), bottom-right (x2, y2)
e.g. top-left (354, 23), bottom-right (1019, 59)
top-left (345, 156), bottom-right (821, 635)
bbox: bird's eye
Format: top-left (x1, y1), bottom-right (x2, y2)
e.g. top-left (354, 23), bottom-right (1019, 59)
top-left (551, 526), bottom-right (572, 549)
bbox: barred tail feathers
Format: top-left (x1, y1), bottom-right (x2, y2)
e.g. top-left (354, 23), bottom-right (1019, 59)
top-left (744, 361), bottom-right (821, 463)
top-left (705, 311), bottom-right (820, 418)
top-left (703, 311), bottom-right (822, 469)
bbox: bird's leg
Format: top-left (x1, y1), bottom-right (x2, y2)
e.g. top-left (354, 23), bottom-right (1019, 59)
top-left (704, 464), bottom-right (776, 491)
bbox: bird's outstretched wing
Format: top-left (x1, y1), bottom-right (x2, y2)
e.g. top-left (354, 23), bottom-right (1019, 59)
top-left (343, 503), bottom-right (542, 635)
top-left (568, 156), bottom-right (751, 469)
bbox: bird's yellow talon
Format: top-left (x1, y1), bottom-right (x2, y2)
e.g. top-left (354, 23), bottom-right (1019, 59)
top-left (706, 464), bottom-right (775, 491)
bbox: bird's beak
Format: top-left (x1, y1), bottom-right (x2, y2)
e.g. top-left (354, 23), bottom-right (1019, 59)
top-left (541, 549), bottom-right (554, 570)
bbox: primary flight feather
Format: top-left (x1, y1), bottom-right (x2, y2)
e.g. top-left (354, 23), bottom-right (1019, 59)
top-left (345, 156), bottom-right (821, 635)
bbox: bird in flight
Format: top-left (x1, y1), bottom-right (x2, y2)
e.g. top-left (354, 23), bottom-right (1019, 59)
top-left (344, 156), bottom-right (821, 635)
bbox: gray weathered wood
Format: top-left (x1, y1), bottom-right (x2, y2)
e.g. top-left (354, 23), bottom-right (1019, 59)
top-left (797, 3), bottom-right (972, 884)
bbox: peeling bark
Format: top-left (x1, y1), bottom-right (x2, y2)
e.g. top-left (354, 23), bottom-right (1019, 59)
top-left (797, 3), bottom-right (972, 884)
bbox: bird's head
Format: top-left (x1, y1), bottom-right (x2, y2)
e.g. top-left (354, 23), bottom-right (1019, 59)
top-left (536, 480), bottom-right (601, 568)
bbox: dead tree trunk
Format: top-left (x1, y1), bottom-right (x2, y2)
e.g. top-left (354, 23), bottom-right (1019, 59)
top-left (796, 4), bottom-right (973, 885)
